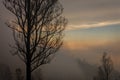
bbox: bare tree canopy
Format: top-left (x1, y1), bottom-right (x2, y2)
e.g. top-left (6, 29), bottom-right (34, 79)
top-left (93, 52), bottom-right (113, 80)
top-left (3, 0), bottom-right (67, 80)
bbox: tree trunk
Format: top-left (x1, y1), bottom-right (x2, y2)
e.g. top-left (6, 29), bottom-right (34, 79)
top-left (26, 59), bottom-right (31, 80)
top-left (26, 0), bottom-right (31, 80)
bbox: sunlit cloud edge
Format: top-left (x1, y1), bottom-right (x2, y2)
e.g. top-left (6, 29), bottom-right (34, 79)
top-left (66, 21), bottom-right (120, 31)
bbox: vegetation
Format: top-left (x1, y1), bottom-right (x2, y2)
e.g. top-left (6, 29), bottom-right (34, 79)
top-left (93, 52), bottom-right (114, 80)
top-left (3, 0), bottom-right (67, 80)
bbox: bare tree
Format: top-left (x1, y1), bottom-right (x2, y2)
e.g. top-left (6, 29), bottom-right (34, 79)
top-left (16, 68), bottom-right (24, 80)
top-left (0, 64), bottom-right (12, 80)
top-left (93, 52), bottom-right (113, 80)
top-left (3, 0), bottom-right (67, 80)
top-left (33, 69), bottom-right (42, 80)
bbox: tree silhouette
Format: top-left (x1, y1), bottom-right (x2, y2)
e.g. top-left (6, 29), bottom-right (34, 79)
top-left (0, 64), bottom-right (12, 80)
top-left (16, 68), bottom-right (24, 80)
top-left (33, 69), bottom-right (42, 80)
top-left (93, 52), bottom-right (113, 80)
top-left (3, 0), bottom-right (67, 80)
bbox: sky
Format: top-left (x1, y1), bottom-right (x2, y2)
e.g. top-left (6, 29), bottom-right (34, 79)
top-left (0, 0), bottom-right (120, 80)
top-left (60, 0), bottom-right (120, 66)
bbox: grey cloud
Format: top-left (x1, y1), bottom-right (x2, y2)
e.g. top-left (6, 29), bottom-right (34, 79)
top-left (60, 0), bottom-right (120, 24)
top-left (0, 0), bottom-right (120, 25)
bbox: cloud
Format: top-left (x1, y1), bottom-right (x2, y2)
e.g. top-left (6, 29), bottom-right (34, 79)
top-left (60, 0), bottom-right (120, 30)
top-left (1, 0), bottom-right (120, 30)
top-left (66, 21), bottom-right (120, 30)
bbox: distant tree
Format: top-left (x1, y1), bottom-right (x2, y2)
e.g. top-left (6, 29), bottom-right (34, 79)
top-left (0, 64), bottom-right (12, 80)
top-left (33, 69), bottom-right (42, 80)
top-left (16, 68), bottom-right (24, 80)
top-left (77, 59), bottom-right (97, 80)
top-left (36, 70), bottom-right (42, 80)
top-left (3, 0), bottom-right (67, 80)
top-left (93, 52), bottom-right (113, 80)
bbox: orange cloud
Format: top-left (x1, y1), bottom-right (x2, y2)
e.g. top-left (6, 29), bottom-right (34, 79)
top-left (63, 39), bottom-right (111, 51)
